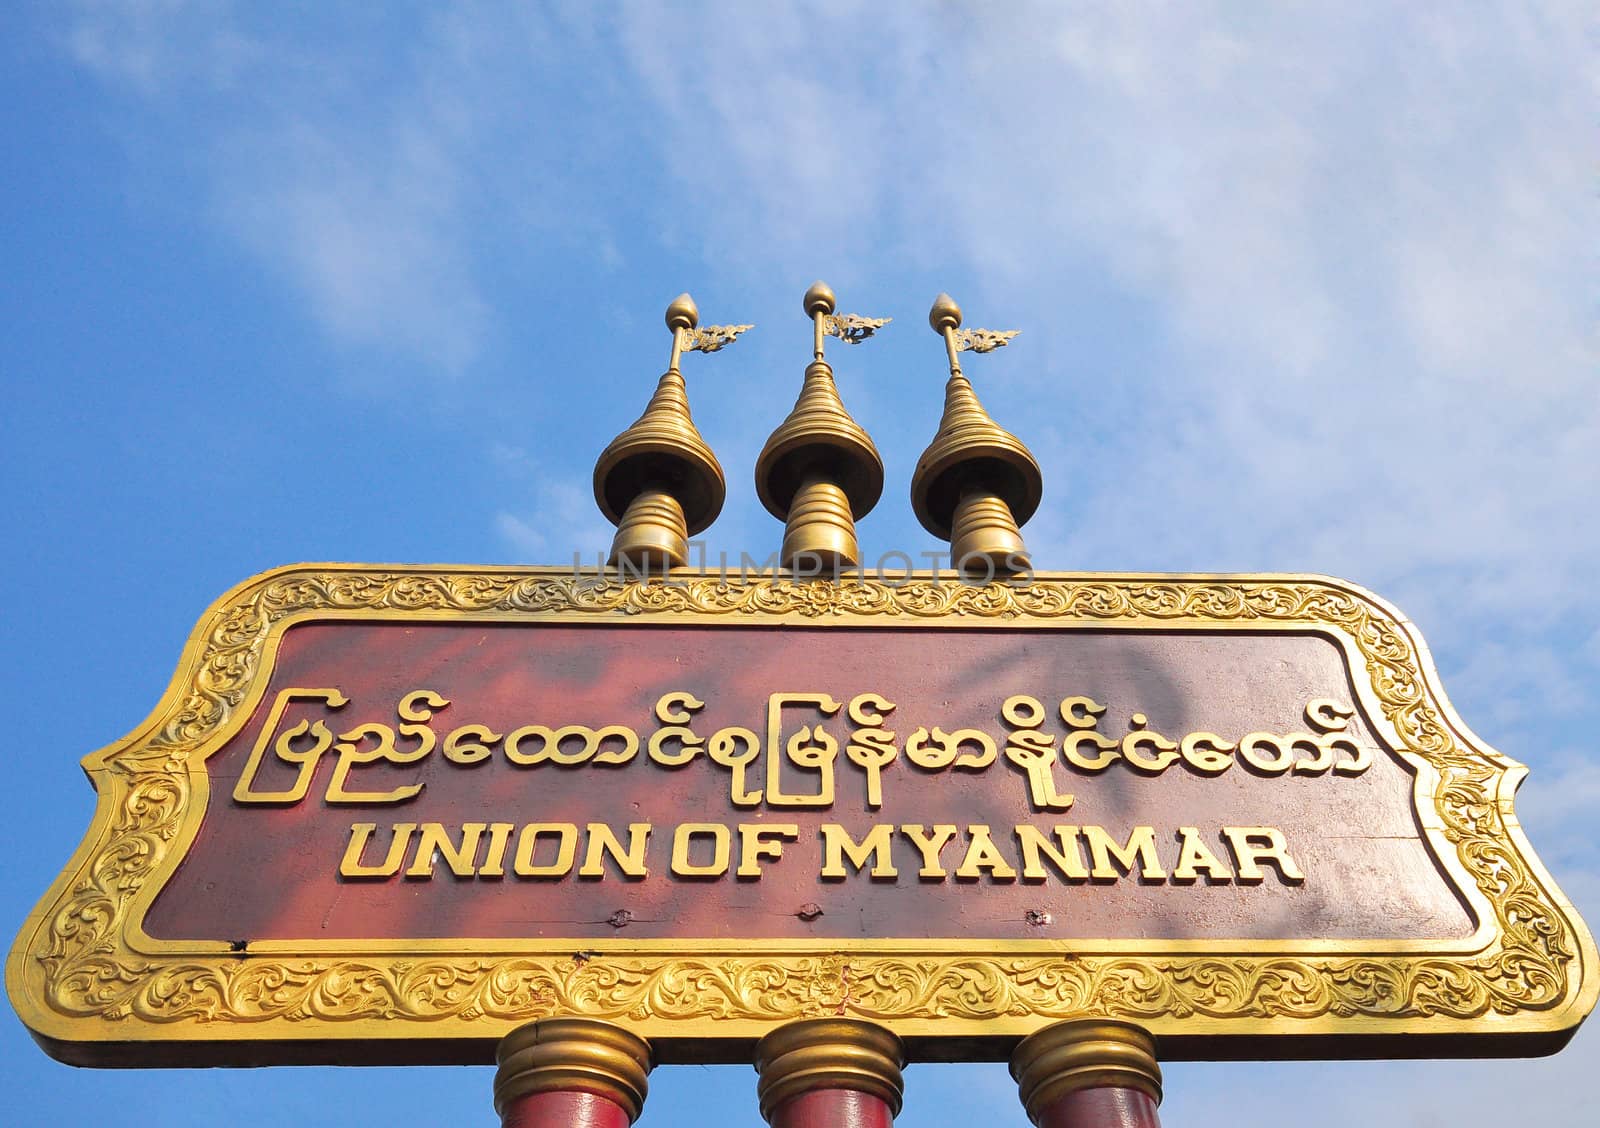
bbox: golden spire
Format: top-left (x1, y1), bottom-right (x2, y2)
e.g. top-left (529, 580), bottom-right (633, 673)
top-left (754, 281), bottom-right (887, 574)
top-left (593, 293), bottom-right (751, 572)
top-left (911, 293), bottom-right (1042, 577)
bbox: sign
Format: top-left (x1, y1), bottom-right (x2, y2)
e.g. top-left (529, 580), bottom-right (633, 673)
top-left (9, 565), bottom-right (1595, 1064)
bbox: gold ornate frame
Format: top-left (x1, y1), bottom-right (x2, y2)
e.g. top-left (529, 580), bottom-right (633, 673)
top-left (8, 565), bottom-right (1595, 1064)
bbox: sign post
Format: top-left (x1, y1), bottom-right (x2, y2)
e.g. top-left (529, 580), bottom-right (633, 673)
top-left (9, 290), bottom-right (1594, 1125)
top-left (754, 1019), bottom-right (905, 1128)
top-left (1012, 1021), bottom-right (1162, 1128)
top-left (493, 1019), bottom-right (652, 1128)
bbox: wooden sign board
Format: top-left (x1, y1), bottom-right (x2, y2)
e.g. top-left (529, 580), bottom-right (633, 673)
top-left (8, 565), bottom-right (1595, 1065)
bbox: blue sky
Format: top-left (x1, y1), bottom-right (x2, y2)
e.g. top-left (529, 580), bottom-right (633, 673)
top-left (2, 2), bottom-right (1595, 1124)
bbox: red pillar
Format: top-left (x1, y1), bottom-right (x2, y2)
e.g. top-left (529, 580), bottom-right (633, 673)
top-left (1010, 1020), bottom-right (1163, 1128)
top-left (495, 1018), bottom-right (653, 1128)
top-left (755, 1018), bottom-right (906, 1128)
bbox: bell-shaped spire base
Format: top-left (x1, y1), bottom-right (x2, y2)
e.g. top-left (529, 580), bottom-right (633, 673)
top-left (594, 370), bottom-right (725, 572)
top-left (950, 487), bottom-right (1031, 576)
top-left (608, 487), bottom-right (689, 573)
top-left (911, 373), bottom-right (1042, 573)
top-left (756, 359), bottom-right (883, 573)
top-left (779, 475), bottom-right (861, 573)
top-left (755, 361), bottom-right (883, 524)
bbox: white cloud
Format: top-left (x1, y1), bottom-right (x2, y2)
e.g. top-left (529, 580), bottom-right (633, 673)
top-left (65, 0), bottom-right (257, 94)
top-left (65, 2), bottom-right (492, 371)
top-left (611, 2), bottom-right (1597, 701)
top-left (215, 115), bottom-right (489, 373)
top-left (61, 4), bottom-right (636, 376)
top-left (490, 444), bottom-right (609, 563)
top-left (493, 511), bottom-right (544, 558)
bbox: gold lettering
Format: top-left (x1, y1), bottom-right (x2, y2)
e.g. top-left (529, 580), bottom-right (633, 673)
top-left (1221, 826), bottom-right (1305, 884)
top-left (504, 724), bottom-right (639, 766)
top-left (1304, 701), bottom-right (1370, 775)
top-left (708, 727), bottom-right (763, 806)
top-left (648, 691), bottom-right (706, 767)
top-left (737, 823), bottom-right (799, 878)
top-left (478, 822), bottom-right (515, 878)
top-left (395, 690), bottom-right (447, 762)
top-left (579, 823), bottom-right (651, 879)
top-left (819, 823), bottom-right (897, 880)
top-left (671, 823), bottom-right (731, 878)
top-left (899, 823), bottom-right (959, 879)
top-left (1001, 695), bottom-right (1046, 728)
top-left (1004, 694), bottom-right (1073, 811)
top-left (235, 688), bottom-right (347, 804)
top-left (954, 825), bottom-right (1018, 882)
top-left (583, 725), bottom-right (641, 764)
top-left (1121, 713), bottom-right (1180, 772)
top-left (1083, 825), bottom-right (1167, 882)
top-left (339, 821), bottom-right (415, 879)
top-left (397, 690), bottom-right (447, 722)
top-left (405, 822), bottom-right (487, 879)
top-left (1059, 697), bottom-right (1119, 772)
top-left (1178, 732), bottom-right (1234, 775)
top-left (1289, 732), bottom-right (1336, 774)
top-left (845, 693), bottom-right (897, 809)
top-left (1330, 735), bottom-right (1371, 775)
top-left (1015, 825), bottom-right (1089, 882)
top-left (1237, 732), bottom-right (1294, 774)
top-left (443, 724), bottom-right (500, 765)
top-left (513, 823), bottom-right (577, 878)
top-left (1062, 730), bottom-right (1119, 771)
top-left (326, 689), bottom-right (449, 803)
top-left (766, 693), bottom-right (842, 806)
top-left (1306, 698), bottom-right (1354, 731)
top-left (505, 724), bottom-right (551, 764)
top-left (656, 692), bottom-right (704, 724)
top-left (1171, 826), bottom-right (1232, 883)
top-left (1059, 696), bottom-right (1106, 727)
top-left (905, 726), bottom-right (997, 771)
top-left (327, 722), bottom-right (428, 804)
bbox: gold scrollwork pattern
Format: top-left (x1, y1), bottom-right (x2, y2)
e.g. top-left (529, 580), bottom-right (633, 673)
top-left (683, 323), bottom-right (753, 354)
top-left (24, 570), bottom-right (1584, 1036)
top-left (952, 327), bottom-right (1020, 354)
top-left (822, 313), bottom-right (891, 345)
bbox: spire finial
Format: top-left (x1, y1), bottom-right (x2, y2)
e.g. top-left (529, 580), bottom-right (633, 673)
top-left (929, 292), bottom-right (962, 333)
top-left (593, 294), bottom-right (752, 573)
top-left (912, 292), bottom-right (1040, 579)
top-left (928, 292), bottom-right (1018, 377)
top-left (804, 280), bottom-right (835, 318)
top-left (666, 292), bottom-right (699, 331)
top-left (806, 279), bottom-right (890, 363)
top-left (754, 282), bottom-right (887, 574)
top-left (665, 292), bottom-right (750, 374)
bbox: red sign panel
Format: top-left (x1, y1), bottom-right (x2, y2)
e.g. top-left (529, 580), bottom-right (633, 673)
top-left (8, 566), bottom-right (1595, 1064)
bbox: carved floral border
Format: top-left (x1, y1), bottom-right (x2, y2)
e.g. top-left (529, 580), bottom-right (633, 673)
top-left (23, 571), bottom-right (1585, 1035)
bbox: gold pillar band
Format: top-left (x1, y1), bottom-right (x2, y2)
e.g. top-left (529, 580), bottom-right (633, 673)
top-left (754, 1018), bottom-right (906, 1123)
top-left (494, 1017), bottom-right (653, 1123)
top-left (950, 487), bottom-right (1030, 574)
top-left (780, 475), bottom-right (860, 572)
top-left (1009, 1020), bottom-right (1162, 1126)
top-left (610, 486), bottom-right (689, 570)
